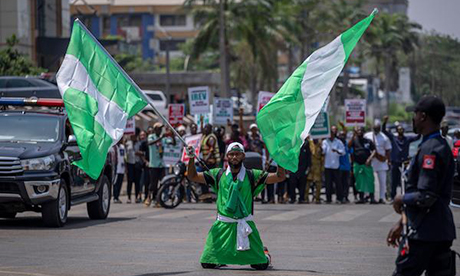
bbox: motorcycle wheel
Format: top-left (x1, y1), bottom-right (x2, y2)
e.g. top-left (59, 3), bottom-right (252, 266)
top-left (156, 182), bottom-right (184, 209)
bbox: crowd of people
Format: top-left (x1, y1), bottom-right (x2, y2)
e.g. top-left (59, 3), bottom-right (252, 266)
top-left (111, 109), bottom-right (460, 207)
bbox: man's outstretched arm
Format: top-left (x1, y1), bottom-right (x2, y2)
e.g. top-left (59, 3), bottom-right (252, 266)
top-left (266, 166), bottom-right (286, 184)
top-left (187, 156), bottom-right (206, 184)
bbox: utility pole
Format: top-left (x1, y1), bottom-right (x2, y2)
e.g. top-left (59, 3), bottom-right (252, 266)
top-left (219, 0), bottom-right (230, 98)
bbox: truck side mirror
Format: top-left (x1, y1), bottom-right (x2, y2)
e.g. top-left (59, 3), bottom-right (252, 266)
top-left (68, 135), bottom-right (78, 147)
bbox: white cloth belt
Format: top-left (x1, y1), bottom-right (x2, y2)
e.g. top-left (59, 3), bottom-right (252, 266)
top-left (217, 213), bottom-right (253, 251)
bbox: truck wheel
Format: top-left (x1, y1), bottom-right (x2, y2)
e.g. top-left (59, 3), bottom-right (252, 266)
top-left (42, 179), bottom-right (68, 227)
top-left (0, 212), bottom-right (17, 219)
top-left (87, 175), bottom-right (111, 220)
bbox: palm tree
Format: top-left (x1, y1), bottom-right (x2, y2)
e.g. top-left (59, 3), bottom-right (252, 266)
top-left (363, 12), bottom-right (421, 113)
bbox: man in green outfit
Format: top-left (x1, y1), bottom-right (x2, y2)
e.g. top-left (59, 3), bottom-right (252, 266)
top-left (187, 142), bottom-right (286, 270)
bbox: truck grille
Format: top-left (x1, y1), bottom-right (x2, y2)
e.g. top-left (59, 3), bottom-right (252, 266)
top-left (0, 182), bottom-right (20, 194)
top-left (0, 157), bottom-right (23, 176)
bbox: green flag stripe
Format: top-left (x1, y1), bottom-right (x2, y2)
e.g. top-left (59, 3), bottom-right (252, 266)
top-left (66, 21), bottom-right (146, 117)
top-left (63, 87), bottom-right (113, 179)
top-left (341, 9), bottom-right (377, 63)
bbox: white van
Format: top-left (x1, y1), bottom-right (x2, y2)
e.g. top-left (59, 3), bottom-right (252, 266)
top-left (142, 90), bottom-right (168, 117)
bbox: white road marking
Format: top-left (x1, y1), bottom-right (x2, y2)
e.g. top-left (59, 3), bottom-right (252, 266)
top-left (263, 209), bottom-right (319, 221)
top-left (320, 210), bottom-right (370, 222)
top-left (146, 210), bottom-right (209, 219)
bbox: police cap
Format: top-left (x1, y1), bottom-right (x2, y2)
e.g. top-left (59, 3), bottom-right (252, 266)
top-left (406, 95), bottom-right (445, 124)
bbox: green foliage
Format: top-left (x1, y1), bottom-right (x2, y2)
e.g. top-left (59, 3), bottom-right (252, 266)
top-left (0, 35), bottom-right (46, 76)
top-left (388, 102), bottom-right (411, 123)
top-left (411, 33), bottom-right (460, 106)
top-left (113, 53), bottom-right (156, 72)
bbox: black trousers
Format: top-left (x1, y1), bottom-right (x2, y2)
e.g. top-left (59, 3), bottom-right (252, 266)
top-left (391, 162), bottom-right (402, 200)
top-left (340, 170), bottom-right (350, 200)
top-left (393, 239), bottom-right (454, 276)
top-left (142, 167), bottom-right (150, 199)
top-left (127, 163), bottom-right (142, 199)
top-left (148, 167), bottom-right (164, 199)
top-left (289, 173), bottom-right (307, 202)
top-left (325, 168), bottom-right (342, 202)
top-left (261, 185), bottom-right (275, 202)
top-left (113, 173), bottom-right (124, 200)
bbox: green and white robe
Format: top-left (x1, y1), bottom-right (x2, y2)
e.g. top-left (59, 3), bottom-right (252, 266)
top-left (200, 165), bottom-right (268, 265)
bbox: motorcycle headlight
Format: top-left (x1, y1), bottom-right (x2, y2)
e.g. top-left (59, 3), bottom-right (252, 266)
top-left (21, 155), bottom-right (56, 171)
top-left (173, 164), bottom-right (181, 176)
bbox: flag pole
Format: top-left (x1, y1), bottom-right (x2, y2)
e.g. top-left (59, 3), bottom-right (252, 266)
top-left (73, 19), bottom-right (208, 167)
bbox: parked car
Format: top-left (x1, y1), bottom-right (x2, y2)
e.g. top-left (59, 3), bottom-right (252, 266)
top-left (0, 98), bottom-right (115, 227)
top-left (0, 76), bottom-right (61, 98)
top-left (142, 90), bottom-right (168, 117)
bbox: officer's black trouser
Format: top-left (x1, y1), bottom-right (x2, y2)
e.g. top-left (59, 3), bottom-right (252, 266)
top-left (289, 173), bottom-right (307, 202)
top-left (261, 185), bottom-right (275, 202)
top-left (393, 239), bottom-right (455, 276)
top-left (391, 162), bottom-right (402, 200)
top-left (340, 170), bottom-right (350, 201)
top-left (325, 168), bottom-right (342, 202)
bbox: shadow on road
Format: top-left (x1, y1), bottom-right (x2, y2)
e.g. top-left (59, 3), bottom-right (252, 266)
top-left (0, 216), bottom-right (134, 230)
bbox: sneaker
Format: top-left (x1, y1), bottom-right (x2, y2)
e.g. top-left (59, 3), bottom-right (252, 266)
top-left (335, 200), bottom-right (342, 204)
top-left (135, 198), bottom-right (142, 204)
top-left (126, 199), bottom-right (132, 204)
top-left (378, 199), bottom-right (386, 204)
top-left (144, 198), bottom-right (151, 207)
top-left (113, 199), bottom-right (122, 204)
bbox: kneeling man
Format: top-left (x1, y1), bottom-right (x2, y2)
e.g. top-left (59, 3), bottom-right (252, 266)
top-left (187, 142), bottom-right (285, 270)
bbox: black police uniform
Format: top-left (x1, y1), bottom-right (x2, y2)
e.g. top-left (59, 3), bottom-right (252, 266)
top-left (289, 141), bottom-right (312, 203)
top-left (393, 132), bottom-right (456, 276)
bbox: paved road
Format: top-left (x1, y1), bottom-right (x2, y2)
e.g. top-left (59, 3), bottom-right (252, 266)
top-left (1, 199), bottom-right (459, 276)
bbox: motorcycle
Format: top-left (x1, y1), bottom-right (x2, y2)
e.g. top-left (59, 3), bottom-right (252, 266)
top-left (156, 162), bottom-right (215, 209)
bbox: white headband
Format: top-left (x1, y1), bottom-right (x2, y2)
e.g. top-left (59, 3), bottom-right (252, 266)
top-left (226, 142), bottom-right (245, 155)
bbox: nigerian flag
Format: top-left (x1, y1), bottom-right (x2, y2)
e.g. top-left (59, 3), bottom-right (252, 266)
top-left (257, 9), bottom-right (377, 173)
top-left (56, 20), bottom-right (148, 179)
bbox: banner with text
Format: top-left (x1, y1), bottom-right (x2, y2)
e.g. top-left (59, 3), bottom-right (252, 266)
top-left (181, 134), bottom-right (203, 164)
top-left (345, 99), bottom-right (366, 126)
top-left (194, 105), bottom-right (213, 126)
top-left (188, 86), bottom-right (210, 115)
top-left (214, 98), bottom-right (233, 125)
top-left (164, 143), bottom-right (183, 166)
top-left (257, 91), bottom-right (275, 114)
top-left (168, 104), bottom-right (185, 125)
top-left (124, 117), bottom-right (135, 135)
top-left (310, 111), bottom-right (330, 139)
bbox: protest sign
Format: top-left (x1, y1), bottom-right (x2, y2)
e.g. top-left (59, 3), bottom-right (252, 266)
top-left (213, 98), bottom-right (233, 125)
top-left (257, 91), bottom-right (275, 114)
top-left (345, 99), bottom-right (366, 126)
top-left (194, 105), bottom-right (213, 126)
top-left (188, 86), bottom-right (210, 115)
top-left (310, 111), bottom-right (330, 139)
top-left (163, 143), bottom-right (183, 166)
top-left (181, 134), bottom-right (203, 163)
top-left (124, 117), bottom-right (135, 135)
top-left (168, 104), bottom-right (185, 125)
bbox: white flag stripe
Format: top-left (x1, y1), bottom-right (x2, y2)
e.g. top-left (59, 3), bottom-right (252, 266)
top-left (300, 36), bottom-right (346, 141)
top-left (56, 54), bottom-right (128, 143)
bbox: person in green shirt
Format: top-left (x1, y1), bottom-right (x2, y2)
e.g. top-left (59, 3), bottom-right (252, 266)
top-left (187, 142), bottom-right (286, 270)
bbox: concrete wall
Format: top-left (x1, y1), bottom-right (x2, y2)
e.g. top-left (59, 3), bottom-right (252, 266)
top-left (0, 0), bottom-right (32, 57)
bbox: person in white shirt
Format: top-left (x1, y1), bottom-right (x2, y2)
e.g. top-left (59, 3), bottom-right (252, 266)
top-left (322, 126), bottom-right (345, 204)
top-left (364, 120), bottom-right (392, 204)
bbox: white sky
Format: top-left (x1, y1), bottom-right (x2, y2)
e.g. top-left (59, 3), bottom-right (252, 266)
top-left (408, 0), bottom-right (460, 39)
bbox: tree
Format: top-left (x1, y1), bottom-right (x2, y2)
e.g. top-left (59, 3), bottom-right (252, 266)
top-left (0, 35), bottom-right (45, 76)
top-left (363, 13), bottom-right (421, 113)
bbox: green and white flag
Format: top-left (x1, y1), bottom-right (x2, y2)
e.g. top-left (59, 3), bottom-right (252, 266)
top-left (257, 9), bottom-right (377, 173)
top-left (56, 20), bottom-right (148, 179)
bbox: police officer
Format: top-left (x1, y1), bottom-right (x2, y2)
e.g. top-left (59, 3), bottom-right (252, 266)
top-left (387, 95), bottom-right (456, 276)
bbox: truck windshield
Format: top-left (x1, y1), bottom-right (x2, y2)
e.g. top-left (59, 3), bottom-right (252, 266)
top-left (0, 115), bottom-right (60, 143)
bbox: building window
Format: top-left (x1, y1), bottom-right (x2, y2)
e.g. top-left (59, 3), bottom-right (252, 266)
top-left (159, 39), bottom-right (186, 51)
top-left (159, 15), bottom-right (186, 26)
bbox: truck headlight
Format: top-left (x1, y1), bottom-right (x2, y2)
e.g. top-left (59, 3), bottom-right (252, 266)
top-left (21, 155), bottom-right (56, 171)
